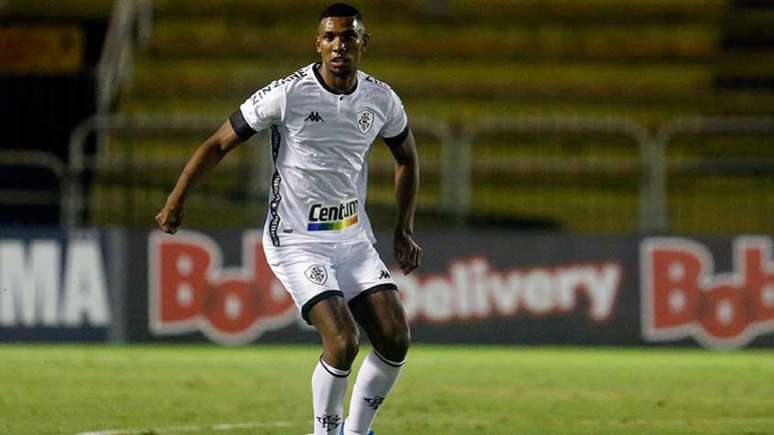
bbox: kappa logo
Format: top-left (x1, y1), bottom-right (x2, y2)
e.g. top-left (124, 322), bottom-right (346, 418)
top-left (641, 237), bottom-right (774, 349)
top-left (305, 264), bottom-right (328, 285)
top-left (305, 111), bottom-right (325, 122)
top-left (364, 396), bottom-right (384, 410)
top-left (379, 269), bottom-right (391, 279)
top-left (356, 109), bottom-right (374, 134)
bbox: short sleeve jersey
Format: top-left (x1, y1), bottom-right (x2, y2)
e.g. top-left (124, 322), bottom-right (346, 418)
top-left (233, 63), bottom-right (409, 247)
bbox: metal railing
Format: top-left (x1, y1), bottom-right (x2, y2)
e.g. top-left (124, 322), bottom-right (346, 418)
top-left (97, 0), bottom-right (153, 116)
top-left (656, 117), bottom-right (774, 234)
top-left (0, 150), bottom-right (65, 207)
top-left (51, 114), bottom-right (774, 233)
top-left (65, 114), bottom-right (239, 227)
top-left (62, 114), bottom-right (451, 228)
top-left (457, 116), bottom-right (654, 231)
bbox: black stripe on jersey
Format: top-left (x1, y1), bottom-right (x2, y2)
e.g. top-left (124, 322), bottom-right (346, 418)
top-left (228, 110), bottom-right (257, 141)
top-left (268, 125), bottom-right (282, 247)
top-left (382, 125), bottom-right (410, 148)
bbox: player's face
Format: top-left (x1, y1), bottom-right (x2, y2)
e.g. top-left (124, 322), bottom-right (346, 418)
top-left (316, 16), bottom-right (368, 76)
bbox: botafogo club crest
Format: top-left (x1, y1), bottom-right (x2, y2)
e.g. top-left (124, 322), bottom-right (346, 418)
top-left (356, 109), bottom-right (374, 134)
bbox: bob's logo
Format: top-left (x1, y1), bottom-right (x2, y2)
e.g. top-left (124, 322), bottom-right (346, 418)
top-left (148, 230), bottom-right (297, 345)
top-left (641, 237), bottom-right (774, 349)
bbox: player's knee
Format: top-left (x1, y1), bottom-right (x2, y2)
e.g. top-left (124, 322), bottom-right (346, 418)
top-left (382, 320), bottom-right (411, 361)
top-left (326, 330), bottom-right (360, 367)
top-left (393, 328), bottom-right (411, 360)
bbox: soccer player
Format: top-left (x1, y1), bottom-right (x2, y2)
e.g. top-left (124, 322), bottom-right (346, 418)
top-left (154, 3), bottom-right (421, 434)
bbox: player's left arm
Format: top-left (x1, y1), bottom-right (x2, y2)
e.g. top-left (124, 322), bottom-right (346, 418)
top-left (386, 128), bottom-right (422, 274)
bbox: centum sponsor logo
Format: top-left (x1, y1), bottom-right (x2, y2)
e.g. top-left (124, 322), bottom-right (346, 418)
top-left (148, 230), bottom-right (297, 345)
top-left (641, 237), bottom-right (774, 349)
top-left (307, 199), bottom-right (359, 231)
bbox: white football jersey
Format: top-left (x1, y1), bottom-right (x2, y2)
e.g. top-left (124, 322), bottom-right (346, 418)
top-left (232, 63), bottom-right (409, 247)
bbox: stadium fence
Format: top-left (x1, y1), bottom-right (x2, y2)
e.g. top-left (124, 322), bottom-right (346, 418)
top-left (48, 114), bottom-right (774, 233)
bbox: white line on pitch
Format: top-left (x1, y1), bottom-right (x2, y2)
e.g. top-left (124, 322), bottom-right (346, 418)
top-left (76, 420), bottom-right (299, 435)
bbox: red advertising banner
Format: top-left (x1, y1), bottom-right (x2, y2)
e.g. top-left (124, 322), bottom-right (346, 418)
top-left (134, 229), bottom-right (774, 350)
top-left (641, 237), bottom-right (774, 349)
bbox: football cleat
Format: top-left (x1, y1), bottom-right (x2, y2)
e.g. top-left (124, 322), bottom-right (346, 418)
top-left (338, 421), bottom-right (374, 435)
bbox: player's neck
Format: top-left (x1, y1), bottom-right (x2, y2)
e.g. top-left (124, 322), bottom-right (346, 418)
top-left (317, 63), bottom-right (357, 94)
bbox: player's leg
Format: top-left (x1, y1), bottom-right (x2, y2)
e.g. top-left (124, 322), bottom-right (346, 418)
top-left (262, 243), bottom-right (354, 435)
top-left (349, 288), bottom-right (410, 362)
top-left (346, 287), bottom-right (410, 434)
top-left (308, 295), bottom-right (361, 369)
top-left (307, 296), bottom-right (361, 435)
top-left (327, 239), bottom-right (409, 434)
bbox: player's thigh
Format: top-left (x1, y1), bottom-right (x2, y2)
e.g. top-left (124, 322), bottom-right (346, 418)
top-left (336, 241), bottom-right (408, 357)
top-left (349, 287), bottom-right (410, 360)
top-left (307, 295), bottom-right (359, 343)
top-left (307, 293), bottom-right (361, 369)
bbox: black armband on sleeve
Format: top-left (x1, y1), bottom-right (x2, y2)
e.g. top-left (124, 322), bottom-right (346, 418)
top-left (229, 110), bottom-right (257, 141)
top-left (382, 125), bottom-right (410, 148)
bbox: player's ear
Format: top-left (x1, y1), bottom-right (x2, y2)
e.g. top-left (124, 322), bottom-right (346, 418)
top-left (362, 32), bottom-right (369, 50)
top-left (315, 34), bottom-right (322, 53)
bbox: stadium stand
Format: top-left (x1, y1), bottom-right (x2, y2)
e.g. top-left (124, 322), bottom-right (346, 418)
top-left (0, 0), bottom-right (110, 224)
top-left (3, 0), bottom-right (773, 233)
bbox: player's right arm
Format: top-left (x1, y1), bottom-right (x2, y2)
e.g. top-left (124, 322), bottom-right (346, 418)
top-left (154, 120), bottom-right (242, 234)
top-left (156, 77), bottom-right (286, 234)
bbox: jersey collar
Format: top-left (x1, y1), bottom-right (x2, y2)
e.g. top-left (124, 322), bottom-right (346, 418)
top-left (313, 62), bottom-right (359, 96)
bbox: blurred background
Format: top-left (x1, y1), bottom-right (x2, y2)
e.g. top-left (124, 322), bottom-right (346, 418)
top-left (3, 0), bottom-right (774, 234)
top-left (2, 3), bottom-right (774, 433)
top-left (2, 0), bottom-right (774, 349)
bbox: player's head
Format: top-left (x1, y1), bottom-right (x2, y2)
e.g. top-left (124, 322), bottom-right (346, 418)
top-left (316, 3), bottom-right (368, 77)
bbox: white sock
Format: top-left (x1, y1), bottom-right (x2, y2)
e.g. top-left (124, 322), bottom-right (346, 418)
top-left (344, 350), bottom-right (405, 435)
top-left (312, 356), bottom-right (350, 435)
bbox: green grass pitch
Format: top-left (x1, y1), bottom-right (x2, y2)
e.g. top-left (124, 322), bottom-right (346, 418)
top-left (1, 344), bottom-right (772, 435)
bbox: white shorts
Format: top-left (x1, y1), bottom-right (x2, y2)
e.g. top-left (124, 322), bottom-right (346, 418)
top-left (263, 238), bottom-right (397, 323)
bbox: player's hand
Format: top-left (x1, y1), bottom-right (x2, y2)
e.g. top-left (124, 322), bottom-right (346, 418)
top-left (155, 200), bottom-right (184, 234)
top-left (394, 228), bottom-right (422, 275)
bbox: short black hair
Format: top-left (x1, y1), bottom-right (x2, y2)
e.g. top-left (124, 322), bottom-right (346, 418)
top-left (320, 3), bottom-right (363, 21)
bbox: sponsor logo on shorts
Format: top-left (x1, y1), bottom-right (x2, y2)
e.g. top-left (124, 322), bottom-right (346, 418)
top-left (307, 199), bottom-right (359, 231)
top-left (305, 264), bottom-right (328, 285)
